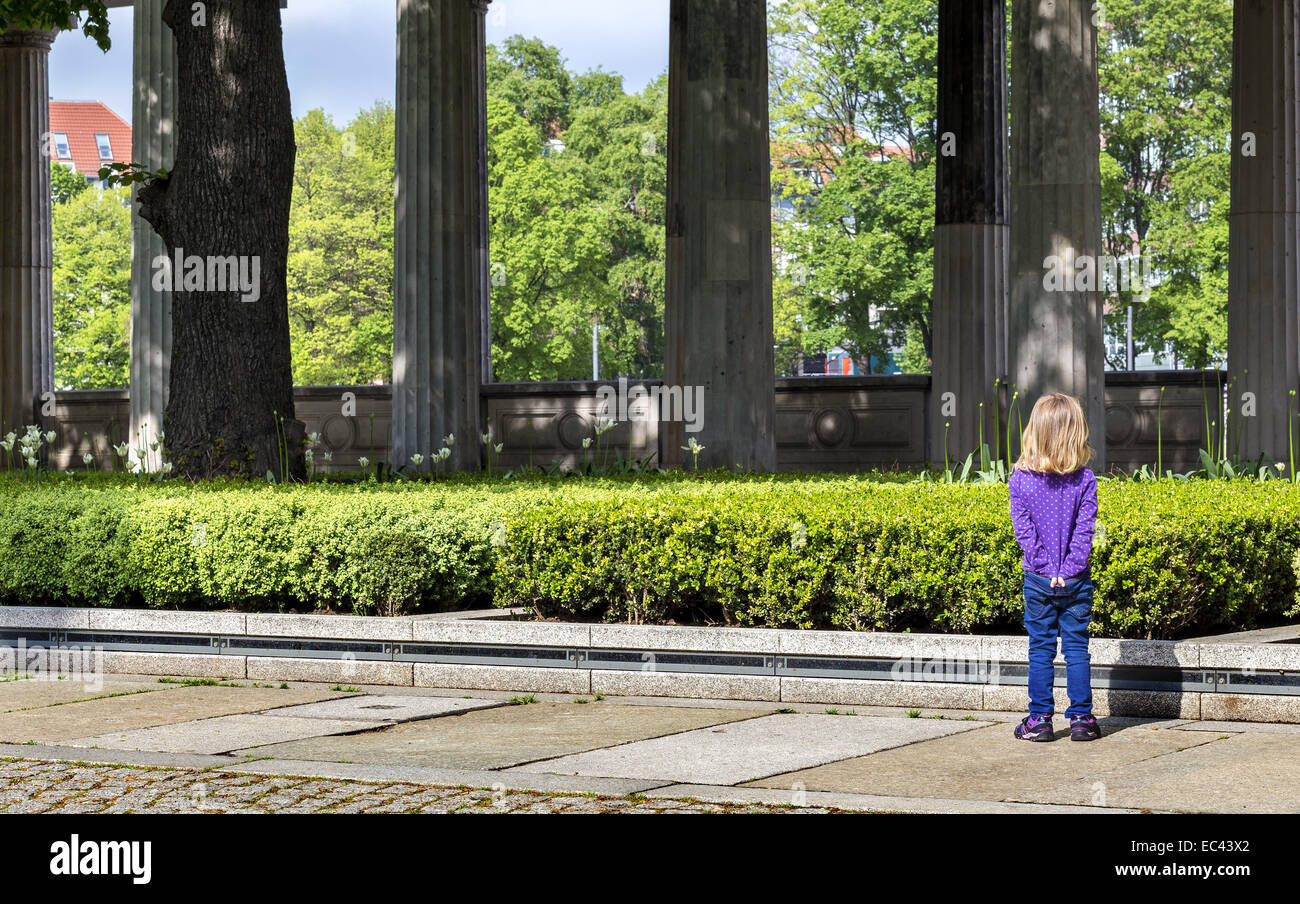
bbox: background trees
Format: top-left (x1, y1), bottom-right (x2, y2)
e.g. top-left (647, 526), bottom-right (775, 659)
top-left (287, 104), bottom-right (395, 386)
top-left (51, 179), bottom-right (130, 389)
top-left (48, 7), bottom-right (1237, 390)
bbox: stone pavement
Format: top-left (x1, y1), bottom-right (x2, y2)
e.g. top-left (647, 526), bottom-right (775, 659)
top-left (1, 672), bottom-right (1298, 813)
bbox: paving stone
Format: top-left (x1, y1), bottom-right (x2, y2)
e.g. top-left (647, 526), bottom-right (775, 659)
top-left (509, 713), bottom-right (980, 785)
top-left (261, 694), bottom-right (504, 722)
top-left (234, 701), bottom-right (755, 769)
top-left (0, 684), bottom-right (343, 743)
top-left (63, 713), bottom-right (378, 755)
top-left (751, 721), bottom-right (1213, 805)
top-left (1029, 732), bottom-right (1300, 813)
top-left (0, 676), bottom-right (165, 713)
top-left (1173, 719), bottom-right (1300, 734)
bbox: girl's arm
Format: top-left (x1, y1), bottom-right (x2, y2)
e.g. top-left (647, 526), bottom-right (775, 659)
top-left (1061, 470), bottom-right (1099, 578)
top-left (1008, 473), bottom-right (1050, 573)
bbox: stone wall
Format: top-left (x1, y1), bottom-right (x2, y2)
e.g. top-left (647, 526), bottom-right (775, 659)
top-left (41, 372), bottom-right (1221, 475)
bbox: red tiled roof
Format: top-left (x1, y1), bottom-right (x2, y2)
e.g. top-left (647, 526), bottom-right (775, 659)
top-left (48, 101), bottom-right (131, 178)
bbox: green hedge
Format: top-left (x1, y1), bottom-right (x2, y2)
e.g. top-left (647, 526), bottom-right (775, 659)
top-left (2, 474), bottom-right (1299, 638)
top-left (493, 478), bottom-right (1300, 638)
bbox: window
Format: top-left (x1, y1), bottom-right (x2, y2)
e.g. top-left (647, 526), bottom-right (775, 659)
top-left (52, 133), bottom-right (71, 159)
top-left (95, 133), bottom-right (113, 160)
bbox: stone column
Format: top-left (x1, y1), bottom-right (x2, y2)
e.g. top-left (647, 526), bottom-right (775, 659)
top-left (393, 0), bottom-right (488, 471)
top-left (1227, 0), bottom-right (1300, 463)
top-left (664, 0), bottom-right (775, 471)
top-left (129, 0), bottom-right (175, 452)
top-left (0, 29), bottom-right (56, 438)
top-left (1008, 0), bottom-right (1106, 471)
top-left (929, 0), bottom-right (1009, 466)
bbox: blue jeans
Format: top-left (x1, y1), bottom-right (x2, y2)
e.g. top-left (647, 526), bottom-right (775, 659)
top-left (1022, 571), bottom-right (1094, 718)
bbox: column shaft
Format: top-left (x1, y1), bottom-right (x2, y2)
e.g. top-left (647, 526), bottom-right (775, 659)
top-left (393, 0), bottom-right (487, 470)
top-left (1227, 0), bottom-right (1300, 462)
top-left (664, 0), bottom-right (775, 471)
top-left (0, 30), bottom-right (56, 437)
top-left (1008, 0), bottom-right (1106, 470)
top-left (930, 0), bottom-right (1009, 464)
top-left (130, 0), bottom-right (176, 450)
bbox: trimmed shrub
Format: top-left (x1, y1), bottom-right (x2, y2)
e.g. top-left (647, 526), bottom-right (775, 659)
top-left (2, 473), bottom-right (1299, 637)
top-left (494, 478), bottom-right (1300, 638)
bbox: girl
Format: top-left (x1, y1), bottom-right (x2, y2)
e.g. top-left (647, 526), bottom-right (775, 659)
top-left (1008, 393), bottom-right (1100, 742)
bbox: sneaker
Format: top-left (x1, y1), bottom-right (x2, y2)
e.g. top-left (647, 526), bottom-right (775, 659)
top-left (1069, 714), bottom-right (1101, 741)
top-left (1014, 714), bottom-right (1054, 741)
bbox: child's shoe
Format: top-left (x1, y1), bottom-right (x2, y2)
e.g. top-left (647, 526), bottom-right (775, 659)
top-left (1069, 714), bottom-right (1101, 741)
top-left (1014, 714), bottom-right (1054, 741)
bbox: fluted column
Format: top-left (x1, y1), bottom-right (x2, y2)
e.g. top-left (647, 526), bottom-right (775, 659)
top-left (0, 29), bottom-right (56, 438)
top-left (1008, 0), bottom-right (1106, 470)
top-left (930, 0), bottom-right (1009, 465)
top-left (393, 0), bottom-right (487, 470)
top-left (129, 0), bottom-right (175, 453)
top-left (664, 0), bottom-right (775, 471)
top-left (1227, 0), bottom-right (1300, 462)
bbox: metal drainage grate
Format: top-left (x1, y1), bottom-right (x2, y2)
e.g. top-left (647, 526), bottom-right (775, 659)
top-left (0, 628), bottom-right (1293, 695)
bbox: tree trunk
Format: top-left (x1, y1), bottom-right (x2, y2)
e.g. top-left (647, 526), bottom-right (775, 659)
top-left (137, 0), bottom-right (301, 479)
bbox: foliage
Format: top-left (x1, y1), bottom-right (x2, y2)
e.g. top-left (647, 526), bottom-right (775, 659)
top-left (0, 1), bottom-right (110, 49)
top-left (487, 39), bottom-right (667, 381)
top-left (1098, 0), bottom-right (1233, 369)
top-left (287, 104), bottom-right (396, 385)
top-left (3, 473), bottom-right (1299, 639)
top-left (50, 161), bottom-right (89, 205)
top-left (769, 0), bottom-right (937, 375)
top-left (52, 185), bottom-right (131, 389)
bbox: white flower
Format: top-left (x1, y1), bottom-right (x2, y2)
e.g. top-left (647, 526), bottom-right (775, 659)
top-left (681, 437), bottom-right (705, 453)
top-left (323, 451), bottom-right (333, 463)
top-left (444, 433), bottom-right (455, 447)
top-left (1276, 462), bottom-right (1287, 472)
top-left (582, 437), bottom-right (593, 449)
top-left (162, 462), bottom-right (173, 474)
top-left (3, 431), bottom-right (15, 444)
top-left (304, 448), bottom-right (315, 464)
top-left (494, 443), bottom-right (503, 454)
top-left (358, 456), bottom-right (370, 469)
top-left (438, 447), bottom-right (451, 461)
top-left (410, 453), bottom-right (424, 466)
top-left (113, 442), bottom-right (129, 458)
top-left (24, 456), bottom-right (37, 469)
top-left (44, 431), bottom-right (56, 445)
top-left (0, 439), bottom-right (12, 453)
top-left (595, 417), bottom-right (617, 436)
top-left (82, 453), bottom-right (94, 465)
top-left (481, 431), bottom-right (492, 445)
top-left (149, 440), bottom-right (159, 452)
top-left (307, 432), bottom-right (320, 446)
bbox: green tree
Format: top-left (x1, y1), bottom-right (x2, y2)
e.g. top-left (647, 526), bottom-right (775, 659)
top-left (51, 186), bottom-right (131, 389)
top-left (769, 0), bottom-right (938, 375)
top-left (486, 42), bottom-right (668, 382)
top-left (51, 160), bottom-right (89, 205)
top-left (286, 104), bottom-right (395, 385)
top-left (1098, 0), bottom-right (1232, 368)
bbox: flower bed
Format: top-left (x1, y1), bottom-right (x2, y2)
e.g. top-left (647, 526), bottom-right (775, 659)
top-left (1, 473), bottom-right (1298, 639)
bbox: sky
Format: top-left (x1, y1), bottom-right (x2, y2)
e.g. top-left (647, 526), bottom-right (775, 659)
top-left (49, 0), bottom-right (671, 126)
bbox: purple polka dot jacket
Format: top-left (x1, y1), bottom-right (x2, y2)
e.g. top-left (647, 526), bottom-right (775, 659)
top-left (1008, 466), bottom-right (1098, 580)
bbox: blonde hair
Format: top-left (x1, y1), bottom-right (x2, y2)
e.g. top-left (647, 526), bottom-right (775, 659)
top-left (1014, 393), bottom-right (1092, 474)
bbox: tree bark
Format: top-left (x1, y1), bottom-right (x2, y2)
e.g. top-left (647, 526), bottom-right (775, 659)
top-left (137, 0), bottom-right (301, 479)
